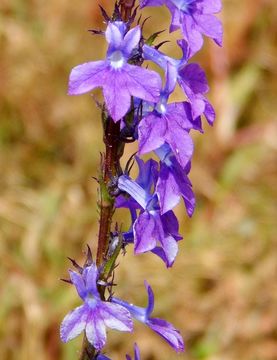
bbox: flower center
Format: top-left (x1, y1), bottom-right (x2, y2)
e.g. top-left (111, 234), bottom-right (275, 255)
top-left (170, 0), bottom-right (194, 13)
top-left (86, 294), bottom-right (97, 309)
top-left (110, 50), bottom-right (125, 69)
top-left (156, 101), bottom-right (167, 114)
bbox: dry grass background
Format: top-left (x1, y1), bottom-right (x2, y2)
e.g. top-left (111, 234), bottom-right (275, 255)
top-left (0, 0), bottom-right (277, 359)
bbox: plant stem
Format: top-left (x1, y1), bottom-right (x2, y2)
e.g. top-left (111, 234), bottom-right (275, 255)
top-left (79, 337), bottom-right (96, 360)
top-left (79, 118), bottom-right (121, 360)
top-left (79, 2), bottom-right (135, 358)
top-left (96, 118), bottom-right (121, 267)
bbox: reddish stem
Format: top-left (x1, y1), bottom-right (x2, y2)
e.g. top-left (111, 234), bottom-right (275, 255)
top-left (96, 118), bottom-right (121, 267)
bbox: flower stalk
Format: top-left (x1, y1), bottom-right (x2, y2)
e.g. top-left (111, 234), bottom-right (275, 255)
top-left (96, 116), bottom-right (121, 267)
top-left (61, 0), bottom-right (223, 359)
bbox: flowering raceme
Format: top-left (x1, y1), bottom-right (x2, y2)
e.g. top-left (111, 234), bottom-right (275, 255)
top-left (61, 1), bottom-right (223, 358)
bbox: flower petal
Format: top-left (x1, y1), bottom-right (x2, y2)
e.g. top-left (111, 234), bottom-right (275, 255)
top-left (123, 26), bottom-right (141, 56)
top-left (60, 304), bottom-right (88, 342)
top-left (147, 317), bottom-right (184, 352)
top-left (118, 175), bottom-right (150, 209)
top-left (68, 61), bottom-right (108, 95)
top-left (69, 270), bottom-right (87, 300)
top-left (144, 281), bottom-right (154, 317)
top-left (123, 64), bottom-right (161, 103)
top-left (85, 308), bottom-right (107, 350)
top-left (100, 302), bottom-right (133, 332)
top-left (156, 164), bottom-right (180, 214)
top-left (102, 70), bottom-right (132, 122)
top-left (165, 121), bottom-right (193, 169)
top-left (200, 0), bottom-right (222, 14)
top-left (158, 234), bottom-right (178, 267)
top-left (195, 14), bottom-right (223, 46)
top-left (105, 22), bottom-right (123, 47)
top-left (138, 114), bottom-right (166, 155)
top-left (134, 343), bottom-right (141, 360)
top-left (134, 212), bottom-right (159, 253)
top-left (83, 263), bottom-right (99, 297)
top-left (179, 63), bottom-right (209, 95)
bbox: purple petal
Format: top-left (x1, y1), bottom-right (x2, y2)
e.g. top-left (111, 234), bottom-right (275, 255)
top-left (68, 61), bottom-right (108, 95)
top-left (134, 343), bottom-right (141, 360)
top-left (165, 123), bottom-right (193, 169)
top-left (123, 64), bottom-right (161, 103)
top-left (190, 96), bottom-right (206, 119)
top-left (118, 175), bottom-right (150, 209)
top-left (138, 114), bottom-right (166, 155)
top-left (194, 14), bottom-right (223, 46)
top-left (111, 297), bottom-right (146, 323)
top-left (181, 15), bottom-right (204, 54)
top-left (168, 5), bottom-right (182, 33)
top-left (83, 264), bottom-right (99, 296)
top-left (164, 62), bottom-right (178, 96)
top-left (144, 281), bottom-right (154, 317)
top-left (156, 164), bottom-right (180, 214)
top-left (140, 0), bottom-right (164, 7)
top-left (85, 308), bottom-right (107, 350)
top-left (60, 304), bottom-right (88, 342)
top-left (135, 157), bottom-right (158, 192)
top-left (102, 70), bottom-right (132, 122)
top-left (105, 22), bottom-right (123, 47)
top-left (122, 26), bottom-right (141, 56)
top-left (168, 102), bottom-right (195, 130)
top-left (104, 65), bottom-right (161, 121)
top-left (100, 302), bottom-right (133, 332)
top-left (69, 270), bottom-right (87, 300)
top-left (177, 39), bottom-right (192, 62)
top-left (97, 355), bottom-right (111, 360)
top-left (161, 211), bottom-right (182, 241)
top-left (142, 44), bottom-right (169, 69)
top-left (171, 166), bottom-right (195, 217)
top-left (147, 317), bottom-right (184, 352)
top-left (200, 0), bottom-right (222, 13)
top-left (204, 99), bottom-right (216, 125)
top-left (179, 63), bottom-right (209, 95)
top-left (151, 246), bottom-right (172, 266)
top-left (158, 234), bottom-right (178, 267)
top-left (134, 212), bottom-right (158, 253)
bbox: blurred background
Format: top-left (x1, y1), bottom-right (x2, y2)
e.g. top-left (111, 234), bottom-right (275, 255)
top-left (0, 0), bottom-right (276, 359)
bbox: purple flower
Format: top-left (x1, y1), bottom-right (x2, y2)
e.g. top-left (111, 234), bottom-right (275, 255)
top-left (60, 264), bottom-right (133, 350)
top-left (138, 63), bottom-right (195, 169)
top-left (140, 0), bottom-right (223, 53)
top-left (112, 281), bottom-right (184, 353)
top-left (126, 343), bottom-right (141, 360)
top-left (68, 22), bottom-right (162, 122)
top-left (118, 159), bottom-right (182, 267)
top-left (155, 144), bottom-right (195, 215)
top-left (143, 41), bottom-right (215, 125)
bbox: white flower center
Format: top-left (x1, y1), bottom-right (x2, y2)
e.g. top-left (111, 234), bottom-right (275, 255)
top-left (110, 50), bottom-right (125, 69)
top-left (156, 101), bottom-right (167, 115)
top-left (170, 0), bottom-right (193, 12)
top-left (86, 294), bottom-right (97, 308)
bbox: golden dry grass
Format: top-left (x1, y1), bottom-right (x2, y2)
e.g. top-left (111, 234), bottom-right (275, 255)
top-left (0, 0), bottom-right (276, 359)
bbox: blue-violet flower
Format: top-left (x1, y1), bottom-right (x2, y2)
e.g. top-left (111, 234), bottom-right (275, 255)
top-left (60, 264), bottom-right (133, 350)
top-left (140, 0), bottom-right (223, 54)
top-left (112, 281), bottom-right (184, 352)
top-left (68, 22), bottom-right (162, 121)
